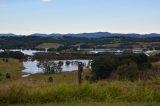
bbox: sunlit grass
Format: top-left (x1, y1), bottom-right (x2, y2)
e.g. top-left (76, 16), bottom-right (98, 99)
top-left (36, 43), bottom-right (63, 49)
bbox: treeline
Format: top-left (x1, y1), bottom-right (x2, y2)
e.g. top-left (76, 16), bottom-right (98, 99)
top-left (90, 53), bottom-right (159, 81)
top-left (0, 36), bottom-right (160, 50)
top-left (33, 52), bottom-right (98, 60)
top-left (0, 51), bottom-right (25, 59)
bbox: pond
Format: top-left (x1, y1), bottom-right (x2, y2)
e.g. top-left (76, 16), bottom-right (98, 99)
top-left (22, 60), bottom-right (91, 77)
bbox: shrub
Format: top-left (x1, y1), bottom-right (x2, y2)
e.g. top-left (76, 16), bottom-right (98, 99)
top-left (5, 58), bottom-right (9, 62)
top-left (91, 55), bottom-right (117, 80)
top-left (6, 73), bottom-right (11, 79)
top-left (48, 77), bottom-right (53, 82)
top-left (117, 62), bottom-right (139, 81)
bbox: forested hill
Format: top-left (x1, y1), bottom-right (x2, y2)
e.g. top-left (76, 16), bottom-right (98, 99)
top-left (0, 36), bottom-right (160, 50)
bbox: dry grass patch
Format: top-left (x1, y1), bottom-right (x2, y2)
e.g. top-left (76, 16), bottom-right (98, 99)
top-left (37, 43), bottom-right (63, 49)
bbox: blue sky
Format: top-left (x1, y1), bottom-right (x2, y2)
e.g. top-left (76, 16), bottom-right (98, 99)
top-left (0, 0), bottom-right (160, 34)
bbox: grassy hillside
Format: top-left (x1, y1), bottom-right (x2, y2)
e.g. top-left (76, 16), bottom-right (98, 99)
top-left (36, 43), bottom-right (63, 49)
top-left (0, 58), bottom-right (23, 81)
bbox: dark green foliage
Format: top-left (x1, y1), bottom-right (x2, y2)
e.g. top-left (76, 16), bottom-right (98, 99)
top-left (33, 52), bottom-right (96, 60)
top-left (119, 53), bottom-right (152, 70)
top-left (48, 77), bottom-right (53, 82)
top-left (117, 62), bottom-right (139, 81)
top-left (92, 55), bottom-right (117, 80)
top-left (91, 53), bottom-right (152, 80)
top-left (0, 51), bottom-right (25, 59)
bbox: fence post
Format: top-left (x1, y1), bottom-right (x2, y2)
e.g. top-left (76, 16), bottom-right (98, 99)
top-left (78, 62), bottom-right (83, 85)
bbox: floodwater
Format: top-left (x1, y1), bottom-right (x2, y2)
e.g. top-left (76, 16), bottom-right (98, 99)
top-left (0, 49), bottom-right (45, 55)
top-left (22, 60), bottom-right (91, 77)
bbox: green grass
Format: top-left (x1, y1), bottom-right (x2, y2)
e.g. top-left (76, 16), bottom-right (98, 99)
top-left (0, 58), bottom-right (23, 81)
top-left (2, 102), bottom-right (160, 106)
top-left (36, 43), bottom-right (63, 49)
top-left (0, 79), bottom-right (160, 104)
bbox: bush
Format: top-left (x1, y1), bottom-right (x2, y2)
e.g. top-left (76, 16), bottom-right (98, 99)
top-left (91, 55), bottom-right (117, 80)
top-left (117, 62), bottom-right (139, 81)
top-left (6, 73), bottom-right (11, 79)
top-left (48, 77), bottom-right (53, 82)
top-left (5, 58), bottom-right (9, 62)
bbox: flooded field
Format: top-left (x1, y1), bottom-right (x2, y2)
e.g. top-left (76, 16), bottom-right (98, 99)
top-left (22, 60), bottom-right (91, 77)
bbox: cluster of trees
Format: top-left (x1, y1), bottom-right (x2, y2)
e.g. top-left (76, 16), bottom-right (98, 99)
top-left (0, 51), bottom-right (25, 59)
top-left (91, 53), bottom-right (152, 81)
top-left (37, 61), bottom-right (63, 74)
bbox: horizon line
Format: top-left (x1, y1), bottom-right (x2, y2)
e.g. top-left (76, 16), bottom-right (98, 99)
top-left (0, 31), bottom-right (159, 36)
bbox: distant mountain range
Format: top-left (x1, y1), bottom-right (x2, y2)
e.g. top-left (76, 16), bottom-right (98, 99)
top-left (0, 32), bottom-right (160, 38)
top-left (0, 33), bottom-right (17, 37)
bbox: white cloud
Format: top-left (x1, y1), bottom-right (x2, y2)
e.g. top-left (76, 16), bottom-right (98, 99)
top-left (41, 0), bottom-right (52, 2)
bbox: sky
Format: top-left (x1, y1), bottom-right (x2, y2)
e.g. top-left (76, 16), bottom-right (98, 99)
top-left (0, 0), bottom-right (160, 35)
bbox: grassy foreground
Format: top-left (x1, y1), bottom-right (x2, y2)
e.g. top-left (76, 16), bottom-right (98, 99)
top-left (2, 102), bottom-right (160, 106)
top-left (0, 78), bottom-right (160, 104)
